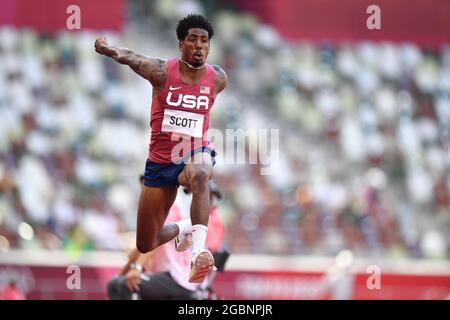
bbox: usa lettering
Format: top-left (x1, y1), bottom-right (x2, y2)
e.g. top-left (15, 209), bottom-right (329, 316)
top-left (166, 92), bottom-right (209, 110)
top-left (169, 116), bottom-right (198, 128)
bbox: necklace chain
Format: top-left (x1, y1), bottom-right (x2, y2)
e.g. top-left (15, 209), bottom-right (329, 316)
top-left (179, 59), bottom-right (205, 70)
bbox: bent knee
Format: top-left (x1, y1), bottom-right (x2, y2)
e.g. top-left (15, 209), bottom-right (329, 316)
top-left (136, 239), bottom-right (157, 254)
top-left (189, 167), bottom-right (210, 185)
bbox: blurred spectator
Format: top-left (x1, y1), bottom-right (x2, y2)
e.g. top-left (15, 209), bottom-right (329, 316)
top-left (0, 281), bottom-right (26, 300)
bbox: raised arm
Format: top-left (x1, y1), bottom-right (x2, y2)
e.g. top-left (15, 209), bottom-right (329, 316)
top-left (94, 36), bottom-right (167, 89)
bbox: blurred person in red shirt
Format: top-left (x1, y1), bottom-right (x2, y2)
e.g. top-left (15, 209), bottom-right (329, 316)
top-left (0, 281), bottom-right (26, 300)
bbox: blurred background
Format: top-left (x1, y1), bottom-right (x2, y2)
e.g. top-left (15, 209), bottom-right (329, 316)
top-left (0, 0), bottom-right (449, 299)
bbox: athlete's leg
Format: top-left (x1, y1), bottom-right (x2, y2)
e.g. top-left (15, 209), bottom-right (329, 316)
top-left (136, 185), bottom-right (178, 253)
top-left (178, 152), bottom-right (215, 283)
top-left (179, 151), bottom-right (213, 231)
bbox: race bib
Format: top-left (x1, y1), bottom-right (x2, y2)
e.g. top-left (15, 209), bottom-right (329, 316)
top-left (161, 109), bottom-right (204, 138)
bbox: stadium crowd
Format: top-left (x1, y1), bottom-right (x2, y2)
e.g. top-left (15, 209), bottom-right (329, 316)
top-left (0, 0), bottom-right (449, 260)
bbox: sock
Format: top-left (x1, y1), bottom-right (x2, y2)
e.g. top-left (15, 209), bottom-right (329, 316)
top-left (191, 224), bottom-right (208, 254)
top-left (174, 219), bottom-right (192, 235)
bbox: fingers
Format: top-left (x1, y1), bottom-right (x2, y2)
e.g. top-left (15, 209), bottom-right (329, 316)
top-left (131, 278), bottom-right (141, 292)
top-left (126, 279), bottom-right (133, 292)
top-left (126, 276), bottom-right (141, 292)
top-left (94, 37), bottom-right (108, 52)
top-left (125, 270), bottom-right (141, 292)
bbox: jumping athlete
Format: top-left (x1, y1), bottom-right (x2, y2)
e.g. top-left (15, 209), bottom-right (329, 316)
top-left (94, 14), bottom-right (227, 283)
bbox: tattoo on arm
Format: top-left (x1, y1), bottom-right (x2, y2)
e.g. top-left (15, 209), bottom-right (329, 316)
top-left (213, 65), bottom-right (228, 95)
top-left (109, 47), bottom-right (167, 88)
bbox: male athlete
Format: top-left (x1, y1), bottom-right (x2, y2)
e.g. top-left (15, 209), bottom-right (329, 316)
top-left (94, 14), bottom-right (227, 283)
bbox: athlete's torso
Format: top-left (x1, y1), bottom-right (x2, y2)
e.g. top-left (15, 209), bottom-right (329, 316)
top-left (148, 58), bottom-right (216, 163)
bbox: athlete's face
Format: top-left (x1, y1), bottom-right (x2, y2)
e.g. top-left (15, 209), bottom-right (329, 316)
top-left (179, 28), bottom-right (210, 67)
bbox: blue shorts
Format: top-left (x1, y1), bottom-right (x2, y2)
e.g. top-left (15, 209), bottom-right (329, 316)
top-left (143, 147), bottom-right (216, 187)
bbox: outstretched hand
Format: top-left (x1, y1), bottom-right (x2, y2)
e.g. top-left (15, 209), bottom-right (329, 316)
top-left (94, 36), bottom-right (110, 55)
